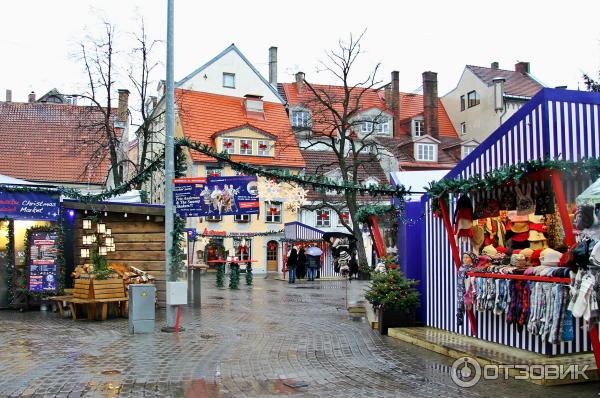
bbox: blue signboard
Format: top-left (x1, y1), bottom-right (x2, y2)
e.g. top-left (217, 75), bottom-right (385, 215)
top-left (0, 191), bottom-right (60, 221)
top-left (28, 231), bottom-right (59, 292)
top-left (174, 176), bottom-right (260, 217)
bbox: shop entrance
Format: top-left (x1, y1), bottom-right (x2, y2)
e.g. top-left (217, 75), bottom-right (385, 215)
top-left (266, 240), bottom-right (278, 272)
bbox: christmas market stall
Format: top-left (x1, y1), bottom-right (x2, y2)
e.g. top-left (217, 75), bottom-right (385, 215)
top-left (424, 88), bottom-right (600, 370)
top-left (0, 183), bottom-right (61, 310)
top-left (61, 200), bottom-right (165, 306)
top-left (282, 221), bottom-right (335, 278)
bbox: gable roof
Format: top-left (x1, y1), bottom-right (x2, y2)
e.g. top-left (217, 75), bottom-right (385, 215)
top-left (176, 89), bottom-right (304, 168)
top-left (280, 82), bottom-right (458, 137)
top-left (176, 44), bottom-right (285, 104)
top-left (0, 102), bottom-right (117, 186)
top-left (466, 65), bottom-right (544, 98)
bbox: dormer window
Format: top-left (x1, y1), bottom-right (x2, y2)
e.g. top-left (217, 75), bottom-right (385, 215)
top-left (240, 139), bottom-right (253, 155)
top-left (375, 117), bottom-right (390, 134)
top-left (416, 143), bottom-right (436, 162)
top-left (412, 119), bottom-right (424, 137)
top-left (257, 140), bottom-right (270, 156)
top-left (223, 73), bottom-right (235, 88)
top-left (292, 110), bottom-right (310, 128)
top-left (360, 117), bottom-right (373, 133)
top-left (462, 145), bottom-right (476, 159)
top-left (222, 138), bottom-right (235, 154)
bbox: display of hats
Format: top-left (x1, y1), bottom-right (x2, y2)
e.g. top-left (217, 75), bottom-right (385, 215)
top-left (496, 246), bottom-right (508, 254)
top-left (530, 249), bottom-right (543, 266)
top-left (529, 240), bottom-right (548, 250)
top-left (528, 230), bottom-right (546, 242)
top-left (520, 248), bottom-right (534, 259)
top-left (510, 253), bottom-right (526, 267)
top-left (510, 221), bottom-right (530, 233)
top-left (482, 245), bottom-right (498, 257)
top-left (528, 214), bottom-right (544, 223)
top-left (507, 211), bottom-right (529, 222)
top-left (512, 232), bottom-right (530, 242)
top-left (540, 248), bottom-right (562, 266)
top-left (529, 223), bottom-right (546, 233)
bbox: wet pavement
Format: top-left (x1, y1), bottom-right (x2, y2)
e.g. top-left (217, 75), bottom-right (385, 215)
top-left (0, 275), bottom-right (598, 397)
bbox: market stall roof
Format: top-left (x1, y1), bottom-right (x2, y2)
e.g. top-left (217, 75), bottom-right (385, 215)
top-left (0, 173), bottom-right (38, 186)
top-left (390, 170), bottom-right (449, 201)
top-left (62, 199), bottom-right (164, 216)
top-left (284, 221), bottom-right (324, 241)
top-left (576, 177), bottom-right (600, 206)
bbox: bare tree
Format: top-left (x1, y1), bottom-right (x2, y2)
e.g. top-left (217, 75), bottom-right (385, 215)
top-left (298, 32), bottom-right (392, 267)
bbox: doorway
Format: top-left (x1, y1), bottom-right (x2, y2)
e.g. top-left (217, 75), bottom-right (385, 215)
top-left (266, 240), bottom-right (278, 272)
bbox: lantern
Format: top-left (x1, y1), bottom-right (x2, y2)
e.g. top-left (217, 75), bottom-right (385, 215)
top-left (82, 235), bottom-right (94, 245)
top-left (80, 248), bottom-right (90, 258)
top-left (105, 236), bottom-right (114, 247)
top-left (97, 223), bottom-right (106, 234)
top-left (99, 246), bottom-right (107, 256)
top-left (83, 219), bottom-right (92, 230)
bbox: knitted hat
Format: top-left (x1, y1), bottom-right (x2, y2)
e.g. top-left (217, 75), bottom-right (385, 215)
top-left (478, 256), bottom-right (490, 267)
top-left (510, 253), bottom-right (526, 267)
top-left (520, 248), bottom-right (534, 259)
top-left (540, 248), bottom-right (562, 266)
top-left (528, 230), bottom-right (546, 242)
top-left (496, 246), bottom-right (508, 254)
top-left (530, 249), bottom-right (543, 266)
top-left (463, 251), bottom-right (479, 266)
top-left (482, 245), bottom-right (498, 257)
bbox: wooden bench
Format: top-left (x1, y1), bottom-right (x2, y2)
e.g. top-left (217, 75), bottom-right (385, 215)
top-left (54, 279), bottom-right (128, 321)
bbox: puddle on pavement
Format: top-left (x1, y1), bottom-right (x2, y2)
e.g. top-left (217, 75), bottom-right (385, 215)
top-left (185, 378), bottom-right (298, 397)
top-left (101, 369), bottom-right (122, 375)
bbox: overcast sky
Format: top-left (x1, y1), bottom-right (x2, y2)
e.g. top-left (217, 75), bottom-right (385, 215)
top-left (2, 0), bottom-right (600, 103)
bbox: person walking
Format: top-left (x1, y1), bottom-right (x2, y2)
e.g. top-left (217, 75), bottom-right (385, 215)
top-left (305, 245), bottom-right (323, 281)
top-left (286, 246), bottom-right (298, 284)
top-left (297, 247), bottom-right (307, 280)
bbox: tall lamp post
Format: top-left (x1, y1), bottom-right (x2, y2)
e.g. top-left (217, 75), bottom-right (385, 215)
top-left (163, 0), bottom-right (176, 331)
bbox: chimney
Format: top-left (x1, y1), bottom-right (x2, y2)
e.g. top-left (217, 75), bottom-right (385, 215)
top-left (515, 61), bottom-right (530, 74)
top-left (28, 91), bottom-right (36, 103)
top-left (422, 71), bottom-right (439, 138)
top-left (491, 61), bottom-right (499, 69)
top-left (117, 89), bottom-right (130, 123)
top-left (391, 71), bottom-right (400, 137)
top-left (5, 89), bottom-right (12, 102)
top-left (269, 46), bottom-right (278, 87)
top-left (492, 77), bottom-right (506, 112)
top-left (295, 72), bottom-right (305, 94)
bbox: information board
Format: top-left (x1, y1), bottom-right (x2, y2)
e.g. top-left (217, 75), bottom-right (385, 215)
top-left (28, 231), bottom-right (59, 292)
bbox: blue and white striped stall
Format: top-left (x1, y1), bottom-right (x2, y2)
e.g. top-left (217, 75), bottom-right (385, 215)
top-left (283, 222), bottom-right (336, 277)
top-left (424, 88), bottom-right (600, 355)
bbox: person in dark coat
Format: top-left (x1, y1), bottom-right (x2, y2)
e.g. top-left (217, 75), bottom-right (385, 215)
top-left (297, 247), bottom-right (307, 279)
top-left (286, 246), bottom-right (298, 283)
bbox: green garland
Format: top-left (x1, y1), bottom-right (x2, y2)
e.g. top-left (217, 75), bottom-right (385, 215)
top-left (175, 138), bottom-right (409, 198)
top-left (216, 263), bottom-right (225, 288)
top-left (245, 263), bottom-right (253, 286)
top-left (355, 205), bottom-right (399, 223)
top-left (1, 218), bottom-right (15, 305)
top-left (426, 158), bottom-right (600, 201)
top-left (229, 264), bottom-right (240, 289)
top-left (22, 223), bottom-right (66, 299)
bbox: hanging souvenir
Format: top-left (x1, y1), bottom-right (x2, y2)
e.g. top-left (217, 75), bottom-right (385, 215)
top-left (472, 196), bottom-right (487, 220)
top-left (484, 198), bottom-right (500, 218)
top-left (515, 184), bottom-right (535, 215)
top-left (500, 187), bottom-right (517, 211)
top-left (534, 181), bottom-right (555, 215)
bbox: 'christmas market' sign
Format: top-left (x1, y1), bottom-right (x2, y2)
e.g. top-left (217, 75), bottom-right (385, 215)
top-left (28, 231), bottom-right (59, 292)
top-left (0, 191), bottom-right (60, 221)
top-left (174, 176), bottom-right (260, 217)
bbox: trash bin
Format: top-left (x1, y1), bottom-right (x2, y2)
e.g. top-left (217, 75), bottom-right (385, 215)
top-left (128, 284), bottom-right (156, 334)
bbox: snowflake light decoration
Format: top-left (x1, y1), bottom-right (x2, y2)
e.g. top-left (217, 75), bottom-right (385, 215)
top-left (257, 178), bottom-right (280, 203)
top-left (282, 184), bottom-right (308, 213)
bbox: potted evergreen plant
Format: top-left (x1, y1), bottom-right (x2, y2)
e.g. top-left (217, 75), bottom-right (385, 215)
top-left (364, 270), bottom-right (420, 335)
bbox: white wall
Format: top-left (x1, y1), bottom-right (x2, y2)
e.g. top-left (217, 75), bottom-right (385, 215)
top-left (178, 49), bottom-right (282, 103)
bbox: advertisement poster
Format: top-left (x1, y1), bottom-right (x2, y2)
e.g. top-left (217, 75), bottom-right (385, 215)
top-left (0, 191), bottom-right (60, 221)
top-left (174, 176), bottom-right (260, 217)
top-left (28, 231), bottom-right (59, 292)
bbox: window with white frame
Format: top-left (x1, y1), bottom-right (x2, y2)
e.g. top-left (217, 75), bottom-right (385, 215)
top-left (206, 166), bottom-right (223, 177)
top-left (462, 145), bottom-right (476, 159)
top-left (233, 237), bottom-right (252, 260)
top-left (223, 72), bottom-right (235, 88)
top-left (375, 117), bottom-right (390, 134)
top-left (206, 215), bottom-right (222, 222)
top-left (412, 119), bottom-right (424, 136)
top-left (416, 143), bottom-right (436, 162)
top-left (257, 140), bottom-right (270, 156)
top-left (364, 177), bottom-right (379, 188)
top-left (222, 138), bottom-right (235, 154)
top-left (240, 139), bottom-right (253, 155)
top-left (338, 211), bottom-right (350, 226)
top-left (234, 214), bottom-right (250, 223)
top-left (291, 110), bottom-right (310, 128)
top-left (316, 209), bottom-right (331, 227)
top-left (265, 202), bottom-right (282, 223)
top-left (460, 122), bottom-right (467, 136)
top-left (360, 117), bottom-right (373, 133)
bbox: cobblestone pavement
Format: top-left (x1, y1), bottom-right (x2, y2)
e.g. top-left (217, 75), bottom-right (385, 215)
top-left (0, 276), bottom-right (598, 397)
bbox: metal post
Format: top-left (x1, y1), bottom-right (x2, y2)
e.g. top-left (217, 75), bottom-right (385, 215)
top-left (163, 0), bottom-right (176, 329)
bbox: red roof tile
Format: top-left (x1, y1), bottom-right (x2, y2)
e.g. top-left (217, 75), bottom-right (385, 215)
top-left (176, 89), bottom-right (304, 169)
top-left (0, 102), bottom-right (117, 185)
top-left (467, 65), bottom-right (544, 98)
top-left (280, 83), bottom-right (458, 137)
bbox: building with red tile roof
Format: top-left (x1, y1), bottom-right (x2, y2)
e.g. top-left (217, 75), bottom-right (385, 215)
top-left (442, 61), bottom-right (545, 143)
top-left (0, 99), bottom-right (124, 188)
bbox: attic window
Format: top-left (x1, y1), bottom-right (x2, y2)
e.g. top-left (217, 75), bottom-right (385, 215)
top-left (416, 143), bottom-right (436, 162)
top-left (245, 95), bottom-right (264, 113)
top-left (223, 73), bottom-right (235, 88)
top-left (412, 119), bottom-right (424, 137)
